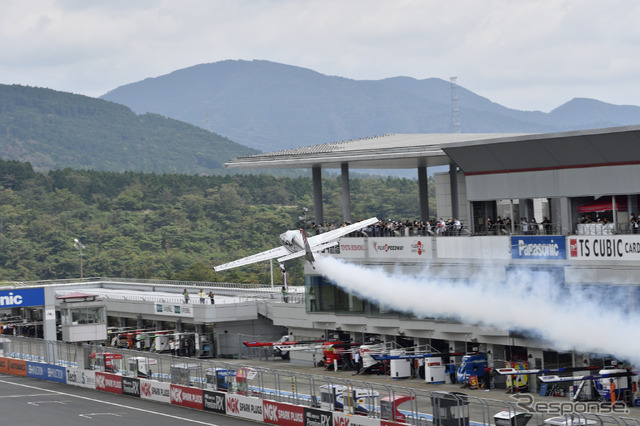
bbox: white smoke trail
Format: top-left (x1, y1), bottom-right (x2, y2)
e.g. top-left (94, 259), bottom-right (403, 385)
top-left (315, 256), bottom-right (640, 365)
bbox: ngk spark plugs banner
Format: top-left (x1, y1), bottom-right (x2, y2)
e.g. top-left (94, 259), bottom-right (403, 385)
top-left (333, 413), bottom-right (380, 426)
top-left (95, 372), bottom-right (122, 394)
top-left (170, 384), bottom-right (203, 410)
top-left (263, 400), bottom-right (305, 426)
top-left (27, 362), bottom-right (66, 383)
top-left (511, 236), bottom-right (566, 259)
top-left (304, 407), bottom-right (333, 426)
top-left (225, 394), bottom-right (263, 422)
top-left (122, 377), bottom-right (141, 397)
top-left (67, 368), bottom-right (95, 389)
top-left (568, 236), bottom-right (640, 260)
top-left (203, 390), bottom-right (226, 414)
top-left (140, 379), bottom-right (170, 403)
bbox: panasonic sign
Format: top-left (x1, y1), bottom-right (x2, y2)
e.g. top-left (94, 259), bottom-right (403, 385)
top-left (0, 288), bottom-right (45, 308)
top-left (511, 236), bottom-right (566, 260)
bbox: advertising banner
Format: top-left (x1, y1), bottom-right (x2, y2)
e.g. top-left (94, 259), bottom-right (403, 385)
top-left (263, 400), bottom-right (305, 426)
top-left (511, 236), bottom-right (566, 260)
top-left (568, 235), bottom-right (640, 260)
top-left (67, 368), bottom-right (95, 389)
top-left (337, 238), bottom-right (366, 259)
top-left (170, 384), bottom-right (203, 410)
top-left (333, 413), bottom-right (380, 426)
top-left (7, 359), bottom-right (27, 376)
top-left (381, 421), bottom-right (411, 426)
top-left (0, 357), bottom-right (9, 374)
top-left (203, 390), bottom-right (226, 414)
top-left (140, 379), bottom-right (170, 403)
top-left (225, 394), bottom-right (264, 422)
top-left (155, 303), bottom-right (193, 317)
top-left (95, 372), bottom-right (122, 394)
top-left (0, 288), bottom-right (45, 308)
top-left (27, 362), bottom-right (65, 383)
top-left (122, 377), bottom-right (141, 397)
top-left (304, 407), bottom-right (333, 426)
top-left (368, 238), bottom-right (431, 260)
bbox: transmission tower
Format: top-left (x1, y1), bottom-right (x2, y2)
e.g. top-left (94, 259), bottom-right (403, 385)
top-left (450, 76), bottom-right (461, 133)
top-left (203, 112), bottom-right (211, 132)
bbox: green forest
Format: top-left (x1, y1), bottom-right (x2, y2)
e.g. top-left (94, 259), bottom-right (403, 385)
top-left (0, 159), bottom-right (434, 285)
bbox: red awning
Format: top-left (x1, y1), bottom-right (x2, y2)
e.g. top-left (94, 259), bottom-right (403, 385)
top-left (577, 196), bottom-right (628, 213)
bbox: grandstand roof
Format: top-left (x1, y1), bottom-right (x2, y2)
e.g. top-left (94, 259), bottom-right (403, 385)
top-left (224, 125), bottom-right (640, 173)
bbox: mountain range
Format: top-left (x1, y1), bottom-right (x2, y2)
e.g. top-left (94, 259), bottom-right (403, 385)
top-left (1, 60), bottom-right (639, 175)
top-left (101, 59), bottom-right (640, 153)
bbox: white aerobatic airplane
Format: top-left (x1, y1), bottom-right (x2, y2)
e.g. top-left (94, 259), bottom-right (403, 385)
top-left (213, 217), bottom-right (379, 272)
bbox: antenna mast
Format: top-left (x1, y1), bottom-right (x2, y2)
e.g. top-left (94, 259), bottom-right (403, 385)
top-left (450, 77), bottom-right (461, 133)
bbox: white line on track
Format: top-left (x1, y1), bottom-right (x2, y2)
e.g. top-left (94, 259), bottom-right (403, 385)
top-left (0, 393), bottom-right (54, 398)
top-left (0, 379), bottom-right (223, 425)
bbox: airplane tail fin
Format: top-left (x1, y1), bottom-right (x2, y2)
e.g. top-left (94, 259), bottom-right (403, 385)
top-left (300, 229), bottom-right (316, 268)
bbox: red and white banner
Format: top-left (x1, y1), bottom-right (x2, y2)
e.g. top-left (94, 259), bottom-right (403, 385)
top-left (263, 400), bottom-right (305, 426)
top-left (333, 413), bottom-right (380, 426)
top-left (140, 379), bottom-right (171, 403)
top-left (170, 384), bottom-right (203, 410)
top-left (225, 394), bottom-right (264, 422)
top-left (95, 372), bottom-right (122, 394)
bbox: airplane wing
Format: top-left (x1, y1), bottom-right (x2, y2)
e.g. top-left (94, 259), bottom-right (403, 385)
top-left (307, 217), bottom-right (379, 247)
top-left (214, 217), bottom-right (378, 272)
top-left (539, 371), bottom-right (634, 383)
top-left (214, 246), bottom-right (290, 272)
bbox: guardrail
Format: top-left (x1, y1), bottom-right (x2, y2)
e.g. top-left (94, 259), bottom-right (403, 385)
top-left (0, 278), bottom-right (306, 304)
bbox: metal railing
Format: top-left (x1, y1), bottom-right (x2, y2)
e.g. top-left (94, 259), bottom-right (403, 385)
top-left (3, 335), bottom-right (640, 426)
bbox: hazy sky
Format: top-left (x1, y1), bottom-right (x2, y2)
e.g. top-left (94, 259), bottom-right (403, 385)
top-left (2, 0), bottom-right (639, 112)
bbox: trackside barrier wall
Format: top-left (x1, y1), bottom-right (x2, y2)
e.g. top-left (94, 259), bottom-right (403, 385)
top-left (3, 337), bottom-right (640, 426)
top-left (0, 354), bottom-right (407, 426)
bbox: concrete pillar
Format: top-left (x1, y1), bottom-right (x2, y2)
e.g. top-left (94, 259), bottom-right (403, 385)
top-left (574, 353), bottom-right (593, 400)
top-left (43, 287), bottom-right (56, 341)
top-left (43, 287), bottom-right (57, 363)
top-left (341, 163), bottom-right (351, 223)
top-left (509, 200), bottom-right (515, 234)
top-left (527, 348), bottom-right (544, 394)
top-left (629, 194), bottom-right (639, 219)
top-left (555, 197), bottom-right (572, 234)
top-left (449, 164), bottom-right (459, 220)
top-left (418, 166), bottom-right (430, 222)
top-left (312, 166), bottom-right (324, 225)
top-left (518, 199), bottom-right (534, 221)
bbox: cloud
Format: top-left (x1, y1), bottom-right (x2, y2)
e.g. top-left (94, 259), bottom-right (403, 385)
top-left (0, 0), bottom-right (638, 111)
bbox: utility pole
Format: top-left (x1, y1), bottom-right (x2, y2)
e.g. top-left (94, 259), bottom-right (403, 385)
top-left (73, 238), bottom-right (85, 279)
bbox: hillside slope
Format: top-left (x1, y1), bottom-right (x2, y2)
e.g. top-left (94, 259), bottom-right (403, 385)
top-left (0, 84), bottom-right (259, 173)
